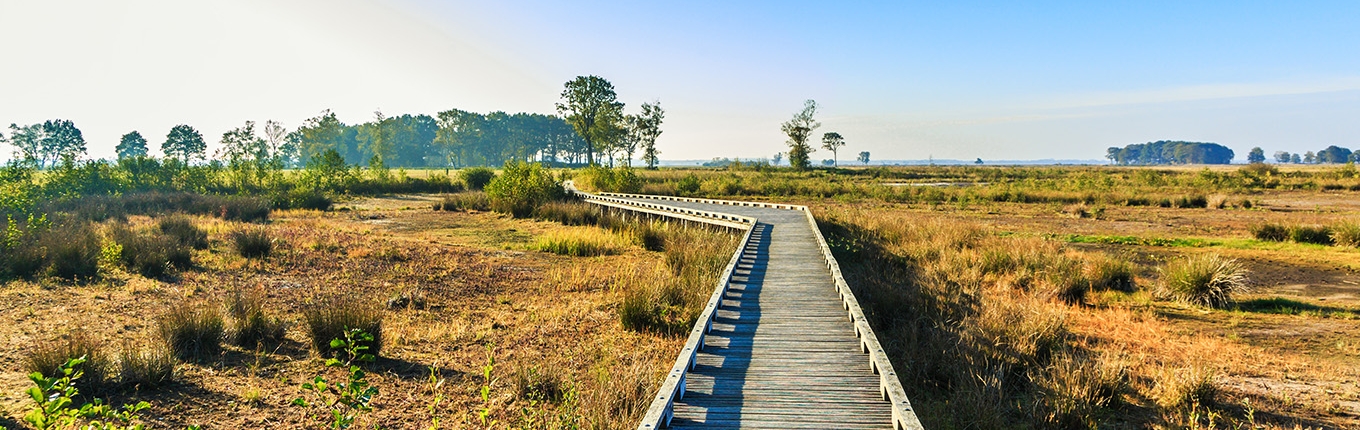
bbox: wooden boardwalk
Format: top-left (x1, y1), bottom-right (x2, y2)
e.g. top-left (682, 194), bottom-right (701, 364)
top-left (571, 189), bottom-right (923, 430)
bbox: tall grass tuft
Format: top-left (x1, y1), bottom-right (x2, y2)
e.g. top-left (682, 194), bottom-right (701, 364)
top-left (25, 334), bottom-right (112, 394)
top-left (433, 192), bottom-right (489, 212)
top-left (1155, 366), bottom-right (1217, 411)
top-left (1332, 221), bottom-right (1360, 247)
top-left (118, 343), bottom-right (176, 389)
top-left (1086, 255), bottom-right (1136, 292)
top-left (158, 303), bottom-right (225, 361)
top-left (158, 214), bottom-right (208, 249)
top-left (532, 200), bottom-right (601, 226)
top-left (1036, 352), bottom-right (1127, 429)
top-left (304, 298), bottom-right (384, 359)
top-left (1160, 254), bottom-right (1250, 308)
top-left (109, 225), bottom-right (192, 278)
top-left (232, 227), bottom-right (274, 258)
top-left (42, 221), bottom-right (102, 281)
top-left (1290, 225), bottom-right (1334, 245)
top-left (532, 230), bottom-right (622, 257)
top-left (1250, 223), bottom-right (1289, 242)
top-left (514, 365), bottom-right (569, 403)
top-left (226, 289), bottom-right (287, 349)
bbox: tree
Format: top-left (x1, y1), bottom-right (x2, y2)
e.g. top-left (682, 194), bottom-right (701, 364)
top-left (1274, 151), bottom-right (1292, 163)
top-left (1248, 147), bottom-right (1266, 164)
top-left (1291, 153), bottom-right (1302, 164)
top-left (40, 119), bottom-right (86, 166)
top-left (857, 151), bottom-right (869, 165)
top-left (636, 101), bottom-right (665, 169)
top-left (218, 121), bottom-right (269, 163)
top-left (556, 75), bottom-right (624, 166)
top-left (1317, 145), bottom-right (1352, 164)
top-left (781, 100), bottom-right (819, 170)
top-left (975, 158), bottom-right (984, 165)
top-left (820, 132), bottom-right (845, 166)
top-left (772, 152), bottom-right (783, 166)
top-left (1304, 151), bottom-right (1316, 164)
top-left (116, 131), bottom-right (149, 159)
top-left (7, 123), bottom-right (42, 162)
top-left (162, 125), bottom-right (206, 162)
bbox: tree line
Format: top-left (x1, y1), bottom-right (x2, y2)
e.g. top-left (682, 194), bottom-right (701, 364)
top-left (1, 75), bottom-right (665, 171)
top-left (1105, 141), bottom-right (1236, 165)
top-left (1247, 145), bottom-right (1357, 164)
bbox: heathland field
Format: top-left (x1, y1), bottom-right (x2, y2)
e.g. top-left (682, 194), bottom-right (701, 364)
top-left (2, 163), bottom-right (1359, 429)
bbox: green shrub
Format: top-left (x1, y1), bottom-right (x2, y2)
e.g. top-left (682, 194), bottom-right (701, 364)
top-left (24, 334), bottom-right (112, 394)
top-left (485, 161), bottom-right (564, 217)
top-left (232, 227), bottom-right (274, 258)
top-left (577, 165), bottom-right (642, 193)
top-left (38, 221), bottom-right (102, 281)
top-left (675, 174), bottom-right (701, 196)
top-left (159, 214), bottom-right (208, 249)
top-left (158, 303), bottom-right (225, 361)
top-left (459, 167), bottom-right (496, 191)
top-left (1087, 256), bottom-right (1136, 292)
top-left (1250, 223), bottom-right (1289, 242)
top-left (118, 344), bottom-right (176, 389)
top-left (227, 289), bottom-right (287, 349)
top-left (433, 192), bottom-right (489, 212)
top-left (110, 225), bottom-right (192, 278)
top-left (1160, 254), bottom-right (1250, 308)
top-left (1332, 221), bottom-right (1360, 247)
top-left (282, 188), bottom-right (334, 211)
top-left (304, 298), bottom-right (384, 359)
top-left (1290, 225), bottom-right (1334, 245)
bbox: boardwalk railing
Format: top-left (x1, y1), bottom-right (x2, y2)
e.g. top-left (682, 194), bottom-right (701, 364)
top-left (566, 186), bottom-right (923, 430)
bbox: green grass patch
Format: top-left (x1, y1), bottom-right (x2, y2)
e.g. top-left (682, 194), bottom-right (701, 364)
top-left (1056, 234), bottom-right (1213, 247)
top-left (1235, 297), bottom-right (1360, 319)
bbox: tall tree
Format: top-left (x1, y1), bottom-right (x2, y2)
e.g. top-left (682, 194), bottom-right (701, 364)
top-left (1304, 151), bottom-right (1316, 164)
top-left (1317, 145), bottom-right (1352, 164)
top-left (116, 131), bottom-right (149, 159)
top-left (40, 119), bottom-right (86, 166)
top-left (1273, 151), bottom-right (1292, 163)
top-left (218, 121), bottom-right (268, 163)
top-left (858, 151), bottom-right (870, 165)
top-left (821, 132), bottom-right (845, 166)
top-left (7, 123), bottom-right (43, 162)
top-left (162, 124), bottom-right (206, 162)
top-left (637, 101), bottom-right (664, 169)
top-left (1247, 147), bottom-right (1266, 164)
top-left (781, 100), bottom-right (820, 170)
top-left (772, 152), bottom-right (783, 166)
top-left (556, 75), bottom-right (624, 166)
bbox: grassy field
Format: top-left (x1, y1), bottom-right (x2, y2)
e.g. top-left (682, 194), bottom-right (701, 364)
top-left (3, 163), bottom-right (1359, 429)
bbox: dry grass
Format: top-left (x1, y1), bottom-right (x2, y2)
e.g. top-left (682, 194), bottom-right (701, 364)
top-left (1159, 254), bottom-right (1251, 308)
top-left (231, 226), bottom-right (275, 258)
top-left (226, 288), bottom-right (287, 349)
top-left (118, 343), bottom-right (176, 389)
top-left (532, 229), bottom-right (625, 257)
top-left (158, 302), bottom-right (225, 362)
top-left (24, 333), bottom-right (112, 394)
top-left (304, 297), bottom-right (384, 358)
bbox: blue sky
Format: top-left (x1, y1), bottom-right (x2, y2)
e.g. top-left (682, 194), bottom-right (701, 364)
top-left (2, 0), bottom-right (1358, 161)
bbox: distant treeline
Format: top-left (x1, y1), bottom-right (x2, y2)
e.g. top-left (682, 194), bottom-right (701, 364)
top-left (1105, 141), bottom-right (1235, 165)
top-left (1266, 146), bottom-right (1355, 164)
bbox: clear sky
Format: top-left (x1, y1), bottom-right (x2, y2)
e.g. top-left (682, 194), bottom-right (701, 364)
top-left (2, 0), bottom-right (1359, 162)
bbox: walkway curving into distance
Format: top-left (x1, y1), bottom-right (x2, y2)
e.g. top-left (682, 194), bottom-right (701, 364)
top-left (573, 190), bottom-right (923, 430)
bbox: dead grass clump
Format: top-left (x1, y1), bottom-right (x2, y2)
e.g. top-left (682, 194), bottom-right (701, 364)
top-left (514, 365), bottom-right (569, 403)
top-left (579, 361), bottom-right (655, 428)
top-left (1042, 258), bottom-right (1089, 304)
top-left (1155, 366), bottom-right (1217, 411)
top-left (158, 214), bottom-right (208, 249)
top-left (218, 196), bottom-right (271, 222)
top-left (110, 225), bottom-right (193, 278)
top-left (25, 333), bottom-right (112, 394)
top-left (226, 289), bottom-right (287, 349)
top-left (158, 303), bottom-right (225, 361)
top-left (532, 230), bottom-right (622, 257)
top-left (42, 221), bottom-right (102, 281)
top-left (620, 280), bottom-right (691, 334)
top-left (1035, 352), bottom-right (1127, 429)
top-left (304, 298), bottom-right (384, 358)
top-left (118, 343), bottom-right (176, 389)
top-left (1086, 255), bottom-right (1136, 292)
top-left (232, 227), bottom-right (274, 258)
top-left (1160, 254), bottom-right (1250, 308)
top-left (433, 191), bottom-right (490, 212)
top-left (1060, 203), bottom-right (1102, 219)
top-left (1207, 194), bottom-right (1229, 209)
top-left (1250, 223), bottom-right (1290, 242)
top-left (1331, 221), bottom-right (1360, 247)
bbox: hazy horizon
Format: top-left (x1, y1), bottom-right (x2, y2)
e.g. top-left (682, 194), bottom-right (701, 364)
top-left (3, 0), bottom-right (1359, 163)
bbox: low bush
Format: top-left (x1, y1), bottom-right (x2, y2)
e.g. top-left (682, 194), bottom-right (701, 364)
top-left (1086, 256), bottom-right (1136, 292)
top-left (459, 167), bottom-right (496, 191)
top-left (532, 230), bottom-right (621, 257)
top-left (1172, 195), bottom-right (1208, 209)
top-left (110, 225), bottom-right (192, 278)
top-left (158, 303), bottom-right (225, 361)
top-left (119, 343), bottom-right (176, 389)
top-left (675, 174), bottom-right (701, 196)
top-left (432, 192), bottom-right (489, 212)
top-left (232, 227), bottom-right (274, 258)
top-left (576, 165), bottom-right (642, 193)
top-left (159, 214), bottom-right (208, 249)
top-left (631, 222), bottom-right (667, 252)
top-left (40, 221), bottom-right (102, 281)
top-left (304, 298), bottom-right (384, 359)
top-left (227, 289), bottom-right (287, 349)
top-left (24, 334), bottom-right (112, 394)
top-left (1160, 254), bottom-right (1250, 308)
top-left (485, 161), bottom-right (564, 217)
top-left (1332, 221), bottom-right (1360, 247)
top-left (619, 281), bottom-right (690, 334)
top-left (1250, 223), bottom-right (1289, 242)
top-left (1290, 225), bottom-right (1333, 245)
top-left (218, 197), bottom-right (271, 222)
top-left (279, 188), bottom-right (334, 211)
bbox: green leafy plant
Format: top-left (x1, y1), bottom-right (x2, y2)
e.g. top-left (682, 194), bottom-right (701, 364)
top-left (25, 356), bottom-right (152, 430)
top-left (293, 328), bottom-right (379, 429)
top-left (478, 345), bottom-right (498, 427)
